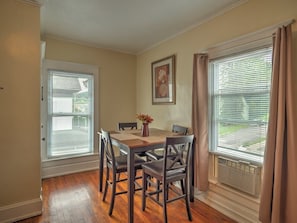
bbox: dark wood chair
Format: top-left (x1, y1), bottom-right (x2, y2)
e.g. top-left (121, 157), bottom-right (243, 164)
top-left (118, 122), bottom-right (137, 130)
top-left (145, 124), bottom-right (188, 161)
top-left (141, 135), bottom-right (194, 223)
top-left (100, 129), bottom-right (145, 216)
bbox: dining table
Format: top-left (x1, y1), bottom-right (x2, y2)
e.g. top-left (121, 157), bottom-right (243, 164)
top-left (97, 128), bottom-right (195, 223)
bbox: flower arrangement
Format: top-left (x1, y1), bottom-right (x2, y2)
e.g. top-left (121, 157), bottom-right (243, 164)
top-left (136, 113), bottom-right (154, 124)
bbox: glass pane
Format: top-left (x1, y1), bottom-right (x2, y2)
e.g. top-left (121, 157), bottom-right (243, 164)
top-left (218, 123), bottom-right (267, 156)
top-left (48, 71), bottom-right (93, 158)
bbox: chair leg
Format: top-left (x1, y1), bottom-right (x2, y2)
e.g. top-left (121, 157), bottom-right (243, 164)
top-left (142, 172), bottom-right (148, 211)
top-left (108, 171), bottom-right (117, 216)
top-left (184, 180), bottom-right (192, 221)
top-left (102, 167), bottom-right (109, 201)
top-left (134, 170), bottom-right (140, 192)
top-left (156, 180), bottom-right (160, 201)
top-left (163, 183), bottom-right (168, 223)
top-left (180, 179), bottom-right (185, 194)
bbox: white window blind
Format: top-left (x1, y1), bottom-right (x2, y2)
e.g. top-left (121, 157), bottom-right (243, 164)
top-left (209, 46), bottom-right (272, 158)
top-left (47, 70), bottom-right (94, 158)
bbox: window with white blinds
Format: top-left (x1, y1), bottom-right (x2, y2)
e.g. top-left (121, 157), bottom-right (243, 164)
top-left (47, 70), bottom-right (94, 158)
top-left (209, 46), bottom-right (272, 159)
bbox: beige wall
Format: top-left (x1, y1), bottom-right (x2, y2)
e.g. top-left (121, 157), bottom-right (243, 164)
top-left (0, 0), bottom-right (41, 207)
top-left (1, 0), bottom-right (296, 221)
top-left (44, 38), bottom-right (137, 131)
top-left (136, 0), bottom-right (297, 131)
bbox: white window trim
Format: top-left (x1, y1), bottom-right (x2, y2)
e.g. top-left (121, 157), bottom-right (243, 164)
top-left (206, 29), bottom-right (274, 165)
top-left (41, 59), bottom-right (99, 177)
top-left (207, 29), bottom-right (273, 60)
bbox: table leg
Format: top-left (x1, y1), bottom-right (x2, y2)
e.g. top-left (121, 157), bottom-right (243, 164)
top-left (190, 161), bottom-right (194, 202)
top-left (190, 140), bottom-right (195, 202)
top-left (99, 134), bottom-right (104, 192)
top-left (127, 149), bottom-right (135, 223)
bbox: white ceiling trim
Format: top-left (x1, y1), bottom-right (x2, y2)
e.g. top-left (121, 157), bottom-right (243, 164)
top-left (18, 0), bottom-right (41, 7)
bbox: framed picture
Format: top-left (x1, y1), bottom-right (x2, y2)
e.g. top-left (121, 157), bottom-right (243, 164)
top-left (151, 55), bottom-right (176, 105)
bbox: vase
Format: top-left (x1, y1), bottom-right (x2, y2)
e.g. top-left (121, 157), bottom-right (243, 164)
top-left (142, 123), bottom-right (149, 137)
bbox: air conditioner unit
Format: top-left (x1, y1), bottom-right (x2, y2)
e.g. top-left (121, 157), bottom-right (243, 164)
top-left (217, 156), bottom-right (261, 197)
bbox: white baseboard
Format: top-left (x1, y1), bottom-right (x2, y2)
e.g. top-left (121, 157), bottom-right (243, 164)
top-left (0, 197), bottom-right (42, 223)
top-left (196, 181), bottom-right (261, 223)
top-left (42, 154), bottom-right (99, 178)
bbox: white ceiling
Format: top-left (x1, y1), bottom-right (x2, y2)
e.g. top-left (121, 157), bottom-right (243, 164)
top-left (39, 0), bottom-right (245, 54)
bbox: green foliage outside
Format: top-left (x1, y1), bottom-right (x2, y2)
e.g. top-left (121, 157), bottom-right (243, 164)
top-left (219, 123), bottom-right (248, 136)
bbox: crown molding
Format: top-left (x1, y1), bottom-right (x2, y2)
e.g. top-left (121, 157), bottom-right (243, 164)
top-left (17, 0), bottom-right (42, 7)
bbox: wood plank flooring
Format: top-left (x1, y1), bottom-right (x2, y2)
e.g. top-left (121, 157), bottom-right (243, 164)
top-left (15, 170), bottom-right (237, 223)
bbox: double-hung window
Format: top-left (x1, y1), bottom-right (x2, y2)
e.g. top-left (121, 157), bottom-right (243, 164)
top-left (47, 70), bottom-right (94, 158)
top-left (209, 46), bottom-right (272, 162)
top-left (41, 59), bottom-right (99, 161)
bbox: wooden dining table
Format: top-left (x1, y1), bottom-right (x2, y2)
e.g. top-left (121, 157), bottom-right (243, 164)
top-left (98, 128), bottom-right (195, 223)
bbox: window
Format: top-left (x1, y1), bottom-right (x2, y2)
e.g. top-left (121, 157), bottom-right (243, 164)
top-left (209, 46), bottom-right (272, 161)
top-left (41, 59), bottom-right (99, 178)
top-left (47, 70), bottom-right (94, 158)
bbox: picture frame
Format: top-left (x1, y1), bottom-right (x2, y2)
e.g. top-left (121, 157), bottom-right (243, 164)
top-left (151, 55), bottom-right (176, 105)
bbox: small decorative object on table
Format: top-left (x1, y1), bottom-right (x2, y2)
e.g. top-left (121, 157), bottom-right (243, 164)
top-left (136, 113), bottom-right (154, 137)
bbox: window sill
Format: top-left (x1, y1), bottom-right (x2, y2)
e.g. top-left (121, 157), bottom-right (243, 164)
top-left (41, 153), bottom-right (99, 178)
top-left (42, 152), bottom-right (98, 162)
top-left (210, 147), bottom-right (263, 166)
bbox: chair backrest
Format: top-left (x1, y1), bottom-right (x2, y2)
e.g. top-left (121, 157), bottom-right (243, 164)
top-left (163, 135), bottom-right (194, 180)
top-left (101, 129), bottom-right (116, 169)
top-left (172, 124), bottom-right (188, 135)
top-left (118, 122), bottom-right (137, 131)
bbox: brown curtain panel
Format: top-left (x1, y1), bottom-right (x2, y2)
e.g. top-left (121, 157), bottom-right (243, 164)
top-left (259, 24), bottom-right (297, 223)
top-left (191, 53), bottom-right (209, 191)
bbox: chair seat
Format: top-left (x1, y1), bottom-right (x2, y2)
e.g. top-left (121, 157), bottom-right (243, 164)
top-left (145, 149), bottom-right (164, 160)
top-left (142, 160), bottom-right (185, 182)
top-left (120, 149), bottom-right (147, 158)
top-left (146, 148), bottom-right (177, 160)
top-left (114, 154), bottom-right (145, 172)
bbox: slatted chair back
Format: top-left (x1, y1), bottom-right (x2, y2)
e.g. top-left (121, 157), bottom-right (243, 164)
top-left (172, 124), bottom-right (188, 135)
top-left (101, 129), bottom-right (116, 170)
top-left (163, 135), bottom-right (194, 181)
top-left (118, 122), bottom-right (137, 130)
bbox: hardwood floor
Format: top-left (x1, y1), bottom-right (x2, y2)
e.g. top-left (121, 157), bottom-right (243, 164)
top-left (16, 170), bottom-right (237, 223)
